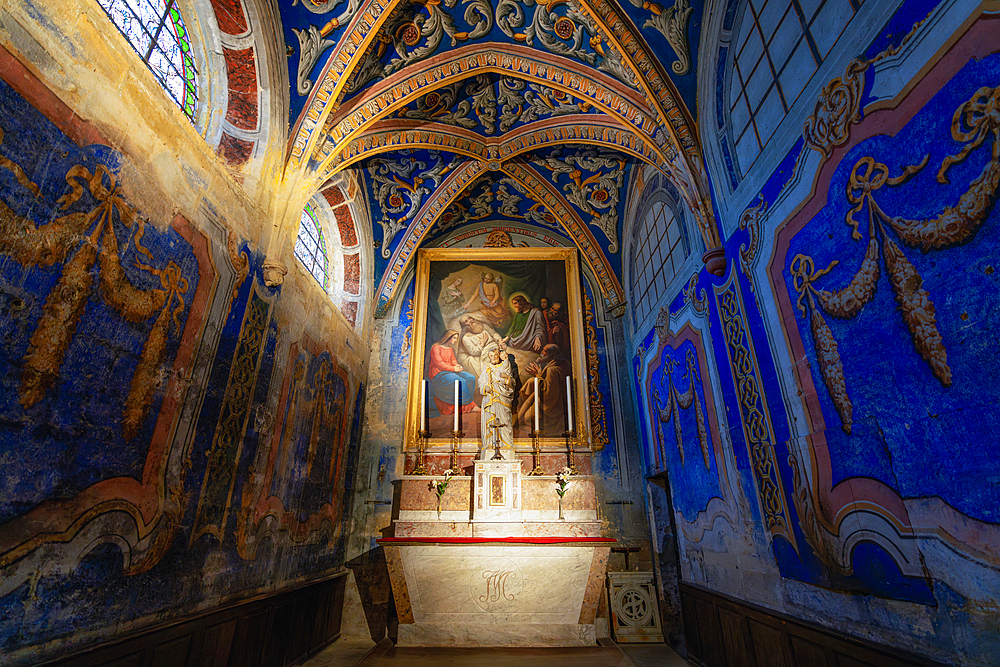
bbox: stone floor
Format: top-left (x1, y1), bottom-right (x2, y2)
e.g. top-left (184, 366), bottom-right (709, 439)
top-left (300, 637), bottom-right (691, 667)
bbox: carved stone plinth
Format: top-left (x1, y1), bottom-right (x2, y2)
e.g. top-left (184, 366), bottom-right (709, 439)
top-left (607, 572), bottom-right (663, 643)
top-left (381, 538), bottom-right (614, 647)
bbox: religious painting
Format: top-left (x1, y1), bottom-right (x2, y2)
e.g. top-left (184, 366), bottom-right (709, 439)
top-left (407, 248), bottom-right (589, 447)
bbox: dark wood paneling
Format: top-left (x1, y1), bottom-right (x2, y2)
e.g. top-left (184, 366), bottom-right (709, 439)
top-left (681, 591), bottom-right (701, 658)
top-left (42, 573), bottom-right (348, 667)
top-left (748, 618), bottom-right (788, 667)
top-left (718, 607), bottom-right (755, 667)
top-left (680, 583), bottom-right (946, 667)
top-left (695, 598), bottom-right (725, 667)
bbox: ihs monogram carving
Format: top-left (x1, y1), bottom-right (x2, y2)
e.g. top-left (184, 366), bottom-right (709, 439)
top-left (471, 557), bottom-right (523, 611)
top-left (790, 85), bottom-right (1000, 435)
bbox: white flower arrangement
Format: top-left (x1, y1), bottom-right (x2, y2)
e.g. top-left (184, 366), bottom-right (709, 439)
top-left (429, 469), bottom-right (455, 499)
top-left (555, 467), bottom-right (573, 498)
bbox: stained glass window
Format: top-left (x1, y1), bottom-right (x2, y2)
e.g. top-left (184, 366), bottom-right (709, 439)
top-left (295, 204), bottom-right (330, 288)
top-left (631, 200), bottom-right (687, 325)
top-left (98, 0), bottom-right (199, 122)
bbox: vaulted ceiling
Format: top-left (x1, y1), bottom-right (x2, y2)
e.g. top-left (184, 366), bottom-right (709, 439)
top-left (275, 0), bottom-right (721, 317)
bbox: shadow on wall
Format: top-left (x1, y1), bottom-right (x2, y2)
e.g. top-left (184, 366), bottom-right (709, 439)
top-left (347, 547), bottom-right (398, 643)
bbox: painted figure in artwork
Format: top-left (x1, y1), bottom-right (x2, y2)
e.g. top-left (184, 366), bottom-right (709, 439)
top-left (479, 343), bottom-right (515, 457)
top-left (464, 273), bottom-right (510, 332)
top-left (428, 330), bottom-right (479, 418)
top-left (517, 344), bottom-right (572, 433)
top-left (441, 277), bottom-right (466, 319)
top-left (457, 314), bottom-right (502, 379)
top-left (504, 295), bottom-right (547, 352)
top-left (540, 298), bottom-right (569, 351)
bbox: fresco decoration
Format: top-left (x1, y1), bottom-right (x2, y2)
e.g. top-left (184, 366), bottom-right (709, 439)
top-left (335, 0), bottom-right (642, 106)
top-left (366, 149), bottom-right (464, 258)
top-left (312, 45), bottom-right (677, 167)
top-left (791, 82), bottom-right (999, 433)
top-left (387, 74), bottom-right (604, 137)
top-left (0, 74), bottom-right (204, 557)
top-left (681, 274), bottom-right (707, 315)
top-left (714, 275), bottom-right (796, 550)
top-left (531, 145), bottom-right (628, 252)
top-left (237, 346), bottom-right (356, 557)
top-left (582, 292), bottom-right (610, 451)
top-left (737, 195), bottom-right (766, 294)
top-left (775, 45), bottom-right (1000, 529)
top-left (190, 287), bottom-right (272, 545)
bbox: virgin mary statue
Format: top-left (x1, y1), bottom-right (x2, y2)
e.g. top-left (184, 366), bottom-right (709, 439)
top-left (478, 344), bottom-right (515, 458)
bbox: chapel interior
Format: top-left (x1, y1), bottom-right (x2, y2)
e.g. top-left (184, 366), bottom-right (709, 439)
top-left (0, 0), bottom-right (997, 665)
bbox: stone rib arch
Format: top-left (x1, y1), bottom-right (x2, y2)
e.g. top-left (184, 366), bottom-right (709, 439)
top-left (312, 45), bottom-right (676, 178)
top-left (321, 116), bottom-right (670, 178)
top-left (373, 160), bottom-right (626, 318)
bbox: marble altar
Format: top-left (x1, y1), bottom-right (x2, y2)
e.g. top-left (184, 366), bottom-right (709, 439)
top-left (381, 456), bottom-right (614, 647)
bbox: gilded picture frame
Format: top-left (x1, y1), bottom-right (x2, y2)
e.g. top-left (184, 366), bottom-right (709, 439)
top-left (405, 247), bottom-right (591, 451)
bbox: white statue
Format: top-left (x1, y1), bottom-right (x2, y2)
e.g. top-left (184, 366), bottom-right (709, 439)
top-left (478, 344), bottom-right (515, 459)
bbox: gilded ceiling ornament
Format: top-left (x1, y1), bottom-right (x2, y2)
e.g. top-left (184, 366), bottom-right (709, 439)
top-left (637, 0), bottom-right (692, 75)
top-left (437, 179), bottom-right (494, 233)
top-left (790, 85), bottom-right (1000, 434)
top-left (536, 146), bottom-right (625, 251)
top-left (484, 229), bottom-right (515, 247)
top-left (369, 150), bottom-right (462, 257)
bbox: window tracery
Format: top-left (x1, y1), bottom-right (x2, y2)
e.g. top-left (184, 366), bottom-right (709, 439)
top-left (97, 0), bottom-right (199, 122)
top-left (630, 199), bottom-right (688, 325)
top-left (295, 204), bottom-right (331, 289)
top-left (727, 0), bottom-right (861, 174)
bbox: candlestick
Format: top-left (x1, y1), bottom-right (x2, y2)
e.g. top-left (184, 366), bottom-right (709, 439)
top-left (420, 379), bottom-right (427, 432)
top-left (565, 375), bottom-right (573, 432)
top-left (534, 377), bottom-right (540, 432)
top-left (453, 379), bottom-right (460, 432)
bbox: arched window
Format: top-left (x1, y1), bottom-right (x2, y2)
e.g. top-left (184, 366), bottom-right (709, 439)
top-left (728, 0), bottom-right (861, 173)
top-left (97, 0), bottom-right (199, 122)
top-left (630, 199), bottom-right (688, 325)
top-left (295, 204), bottom-right (330, 288)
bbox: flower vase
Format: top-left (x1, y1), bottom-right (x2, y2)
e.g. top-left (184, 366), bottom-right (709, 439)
top-left (436, 496), bottom-right (442, 521)
top-left (558, 495), bottom-right (564, 520)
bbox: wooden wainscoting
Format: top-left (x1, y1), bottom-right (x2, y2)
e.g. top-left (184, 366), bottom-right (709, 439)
top-left (42, 572), bottom-right (348, 667)
top-left (680, 583), bottom-right (947, 667)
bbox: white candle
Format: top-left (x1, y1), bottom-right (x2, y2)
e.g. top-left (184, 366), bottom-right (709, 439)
top-left (453, 379), bottom-right (460, 432)
top-left (420, 379), bottom-right (427, 431)
top-left (534, 377), bottom-right (540, 432)
top-left (566, 375), bottom-right (573, 433)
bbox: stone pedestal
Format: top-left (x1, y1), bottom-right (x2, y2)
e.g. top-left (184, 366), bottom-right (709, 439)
top-left (473, 458), bottom-right (521, 522)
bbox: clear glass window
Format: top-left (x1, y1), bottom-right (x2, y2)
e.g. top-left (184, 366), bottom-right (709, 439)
top-left (631, 201), bottom-right (687, 324)
top-left (729, 0), bottom-right (861, 173)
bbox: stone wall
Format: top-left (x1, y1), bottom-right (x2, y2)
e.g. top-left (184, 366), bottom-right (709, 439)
top-left (0, 4), bottom-right (368, 663)
top-left (631, 3), bottom-right (1000, 664)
